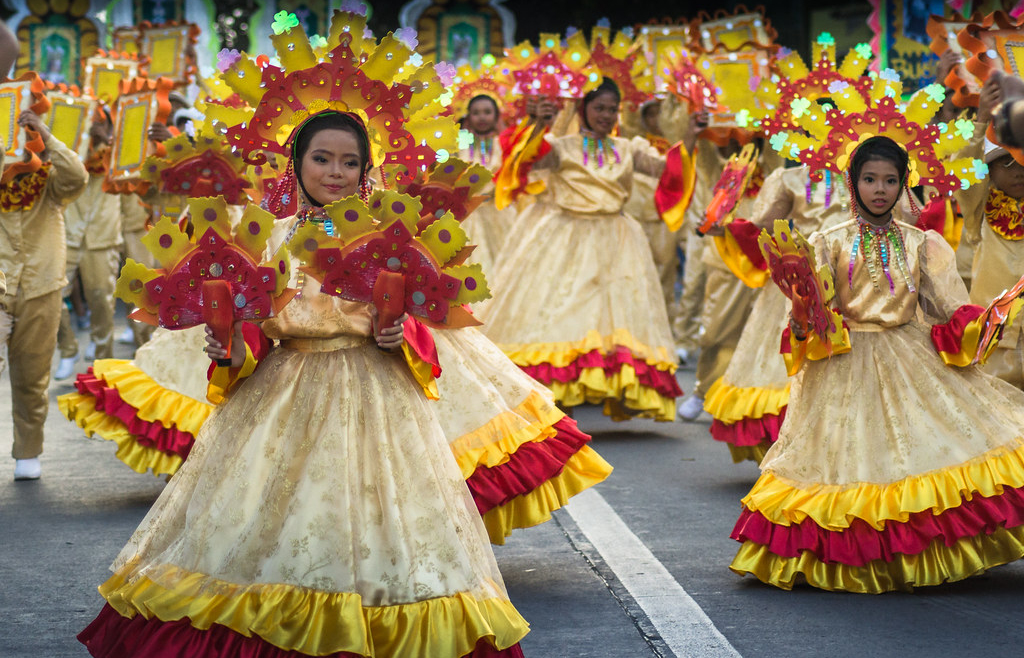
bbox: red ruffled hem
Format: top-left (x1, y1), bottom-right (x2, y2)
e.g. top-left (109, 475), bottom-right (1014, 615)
top-left (79, 604), bottom-right (525, 658)
top-left (731, 485), bottom-right (1024, 567)
top-left (75, 370), bottom-right (195, 458)
top-left (710, 410), bottom-right (786, 447)
top-left (465, 417), bottom-right (590, 515)
top-left (520, 346), bottom-right (682, 399)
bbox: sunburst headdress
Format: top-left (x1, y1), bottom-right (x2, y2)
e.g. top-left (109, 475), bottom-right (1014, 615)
top-left (740, 34), bottom-right (873, 134)
top-left (565, 23), bottom-right (654, 111)
top-left (447, 56), bottom-right (512, 123)
top-left (496, 32), bottom-right (602, 120)
top-left (208, 7), bottom-right (458, 201)
top-left (764, 69), bottom-right (988, 197)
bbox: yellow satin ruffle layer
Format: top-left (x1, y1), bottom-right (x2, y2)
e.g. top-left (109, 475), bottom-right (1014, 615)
top-left (730, 523), bottom-right (1024, 593)
top-left (548, 369), bottom-right (676, 421)
top-left (58, 393), bottom-right (183, 476)
top-left (728, 443), bottom-right (771, 465)
top-left (90, 359), bottom-right (214, 433)
top-left (481, 445), bottom-right (612, 545)
top-left (100, 565), bottom-right (529, 657)
top-left (744, 440), bottom-right (1024, 531)
top-left (500, 328), bottom-right (676, 372)
top-left (449, 390), bottom-right (565, 478)
top-left (703, 377), bottom-right (789, 424)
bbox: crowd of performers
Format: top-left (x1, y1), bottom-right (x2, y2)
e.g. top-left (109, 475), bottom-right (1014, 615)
top-left (3, 6), bottom-right (1024, 656)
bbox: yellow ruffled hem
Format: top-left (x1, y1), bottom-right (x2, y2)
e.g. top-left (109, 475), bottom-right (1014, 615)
top-left (499, 328), bottom-right (677, 372)
top-left (704, 376), bottom-right (789, 425)
top-left (92, 359), bottom-right (213, 434)
top-left (449, 390), bottom-right (566, 478)
top-left (729, 523), bottom-right (1024, 593)
top-left (100, 565), bottom-right (529, 657)
top-left (58, 392), bottom-right (183, 477)
top-left (482, 445), bottom-right (613, 545)
top-left (728, 442), bottom-right (770, 465)
top-left (744, 440), bottom-right (1024, 531)
top-left (547, 365), bottom-right (677, 421)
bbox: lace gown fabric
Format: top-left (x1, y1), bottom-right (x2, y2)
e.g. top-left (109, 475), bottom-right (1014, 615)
top-left (479, 134), bottom-right (682, 421)
top-left (78, 218), bottom-right (529, 657)
top-left (729, 220), bottom-right (1024, 593)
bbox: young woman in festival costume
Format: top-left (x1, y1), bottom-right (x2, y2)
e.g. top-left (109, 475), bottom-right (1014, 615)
top-left (480, 78), bottom-right (695, 421)
top-left (456, 92), bottom-right (518, 276)
top-left (954, 76), bottom-right (1024, 389)
top-left (729, 76), bottom-right (1024, 590)
top-left (78, 103), bottom-right (529, 657)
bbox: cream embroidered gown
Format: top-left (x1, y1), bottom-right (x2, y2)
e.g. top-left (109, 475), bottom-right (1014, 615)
top-left (78, 218), bottom-right (529, 657)
top-left (730, 220), bottom-right (1024, 592)
top-left (479, 134), bottom-right (682, 420)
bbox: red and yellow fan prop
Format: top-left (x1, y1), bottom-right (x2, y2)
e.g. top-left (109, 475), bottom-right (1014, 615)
top-left (973, 273), bottom-right (1024, 365)
top-left (141, 125), bottom-right (253, 206)
top-left (758, 219), bottom-right (846, 355)
top-left (115, 196), bottom-right (295, 364)
top-left (663, 50), bottom-right (718, 113)
top-left (396, 158), bottom-right (493, 230)
top-left (698, 143), bottom-right (758, 236)
top-left (288, 189), bottom-right (491, 330)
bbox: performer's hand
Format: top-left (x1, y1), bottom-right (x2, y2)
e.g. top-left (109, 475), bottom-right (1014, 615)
top-left (148, 122), bottom-right (174, 142)
top-left (205, 321), bottom-right (246, 367)
top-left (18, 110), bottom-right (49, 141)
top-left (935, 49), bottom-right (961, 84)
top-left (535, 97), bottom-right (559, 125)
top-left (701, 218), bottom-right (726, 237)
top-left (978, 74), bottom-right (1003, 124)
top-left (789, 284), bottom-right (809, 340)
top-left (372, 310), bottom-right (408, 351)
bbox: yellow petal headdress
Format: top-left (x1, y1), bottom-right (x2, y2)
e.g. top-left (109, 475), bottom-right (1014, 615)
top-left (767, 70), bottom-right (988, 195)
top-left (565, 24), bottom-right (654, 110)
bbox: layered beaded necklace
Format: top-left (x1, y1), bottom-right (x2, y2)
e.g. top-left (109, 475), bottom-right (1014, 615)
top-left (468, 134), bottom-right (493, 166)
top-left (284, 205), bottom-right (334, 244)
top-left (849, 217), bottom-right (915, 294)
top-left (581, 132), bottom-right (621, 169)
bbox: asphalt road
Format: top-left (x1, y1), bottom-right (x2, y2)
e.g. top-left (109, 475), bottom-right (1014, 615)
top-left (2, 325), bottom-right (1024, 657)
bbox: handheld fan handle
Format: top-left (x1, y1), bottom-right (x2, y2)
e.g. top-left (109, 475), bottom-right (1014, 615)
top-left (373, 271), bottom-right (406, 331)
top-left (202, 280), bottom-right (236, 367)
top-left (697, 186), bottom-right (729, 236)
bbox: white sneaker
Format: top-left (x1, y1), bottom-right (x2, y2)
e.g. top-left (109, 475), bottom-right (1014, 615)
top-left (84, 341), bottom-right (96, 361)
top-left (677, 395), bottom-right (705, 421)
top-left (116, 326), bottom-right (136, 345)
top-left (14, 458), bottom-right (41, 480)
top-left (54, 356), bottom-right (77, 380)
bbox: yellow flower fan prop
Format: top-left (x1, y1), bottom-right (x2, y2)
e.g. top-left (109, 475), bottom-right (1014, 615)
top-left (765, 70), bottom-right (989, 195)
top-left (698, 143), bottom-right (759, 236)
top-left (662, 49), bottom-right (718, 113)
top-left (288, 189), bottom-right (491, 330)
top-left (115, 196), bottom-right (296, 362)
top-left (396, 158), bottom-right (493, 230)
top-left (758, 219), bottom-right (845, 355)
top-left (564, 24), bottom-right (654, 110)
top-left (141, 124), bottom-right (253, 209)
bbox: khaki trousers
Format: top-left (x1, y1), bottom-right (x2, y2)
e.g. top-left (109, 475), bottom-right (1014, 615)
top-left (0, 289), bottom-right (62, 459)
top-left (673, 228), bottom-right (706, 352)
top-left (694, 267), bottom-right (758, 398)
top-left (57, 247), bottom-right (120, 359)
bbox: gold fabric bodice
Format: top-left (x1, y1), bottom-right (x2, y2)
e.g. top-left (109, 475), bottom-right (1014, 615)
top-left (813, 219), bottom-right (969, 330)
top-left (543, 134), bottom-right (663, 216)
top-left (260, 217), bottom-right (374, 341)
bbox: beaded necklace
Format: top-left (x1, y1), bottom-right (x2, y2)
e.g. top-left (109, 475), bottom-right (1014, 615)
top-left (805, 170), bottom-right (833, 207)
top-left (581, 132), bottom-right (621, 169)
top-left (284, 205), bottom-right (333, 244)
top-left (468, 134), bottom-right (493, 166)
top-left (849, 216), bottom-right (915, 295)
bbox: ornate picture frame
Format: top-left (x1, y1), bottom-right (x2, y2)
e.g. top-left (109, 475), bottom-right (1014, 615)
top-left (82, 51), bottom-right (146, 103)
top-left (106, 77), bottom-right (172, 193)
top-left (44, 87), bottom-right (96, 158)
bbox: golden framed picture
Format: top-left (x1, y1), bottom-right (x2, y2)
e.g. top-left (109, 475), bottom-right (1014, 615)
top-left (44, 90), bottom-right (96, 158)
top-left (138, 23), bottom-right (197, 86)
top-left (110, 27), bottom-right (140, 55)
top-left (640, 24), bottom-right (691, 93)
top-left (697, 47), bottom-right (773, 129)
top-left (82, 52), bottom-right (145, 103)
top-left (0, 79), bottom-right (38, 157)
top-left (106, 78), bottom-right (171, 192)
top-left (696, 11), bottom-right (773, 51)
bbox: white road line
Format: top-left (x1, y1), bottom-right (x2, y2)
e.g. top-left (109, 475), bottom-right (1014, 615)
top-left (565, 488), bottom-right (742, 658)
